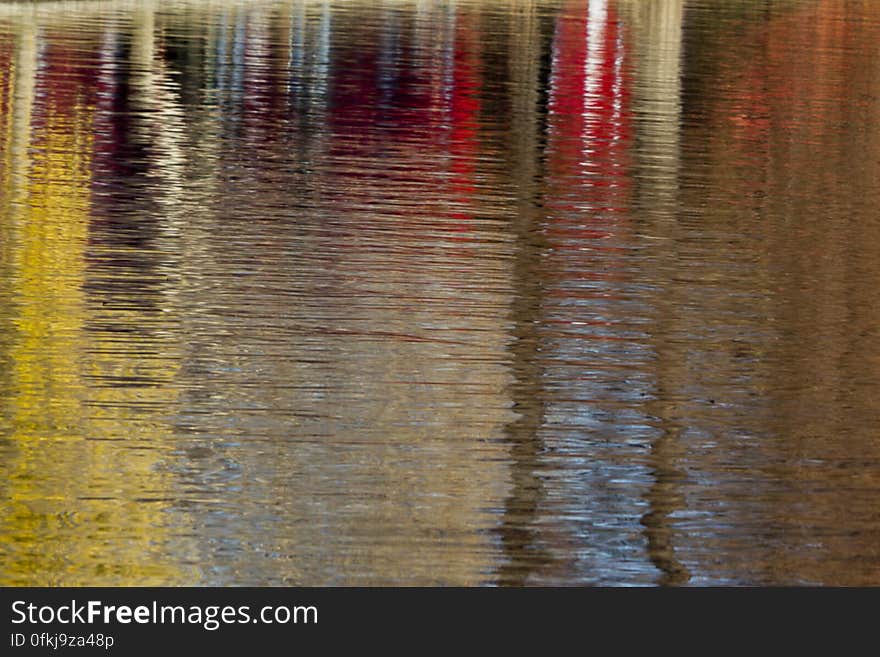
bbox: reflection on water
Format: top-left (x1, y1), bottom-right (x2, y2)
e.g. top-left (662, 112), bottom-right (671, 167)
top-left (1, 0), bottom-right (880, 585)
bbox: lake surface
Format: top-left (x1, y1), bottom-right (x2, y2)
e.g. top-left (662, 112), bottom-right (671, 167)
top-left (1, 0), bottom-right (880, 586)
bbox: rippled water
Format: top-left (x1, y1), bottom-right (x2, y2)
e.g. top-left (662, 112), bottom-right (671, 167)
top-left (1, 0), bottom-right (879, 586)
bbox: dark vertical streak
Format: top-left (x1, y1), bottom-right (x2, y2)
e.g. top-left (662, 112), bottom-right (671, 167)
top-left (494, 6), bottom-right (557, 587)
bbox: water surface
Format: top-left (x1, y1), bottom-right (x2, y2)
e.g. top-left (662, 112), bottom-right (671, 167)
top-left (2, 0), bottom-right (880, 585)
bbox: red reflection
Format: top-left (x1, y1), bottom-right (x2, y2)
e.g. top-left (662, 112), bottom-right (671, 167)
top-left (547, 0), bottom-right (632, 222)
top-left (545, 0), bottom-right (634, 270)
top-left (446, 13), bottom-right (480, 228)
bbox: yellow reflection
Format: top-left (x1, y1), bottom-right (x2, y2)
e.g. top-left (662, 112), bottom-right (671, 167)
top-left (0, 15), bottom-right (192, 585)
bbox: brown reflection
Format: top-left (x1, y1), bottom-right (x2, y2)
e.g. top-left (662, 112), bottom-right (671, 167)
top-left (664, 0), bottom-right (880, 584)
top-left (493, 0), bottom-right (556, 586)
top-left (622, 0), bottom-right (690, 585)
top-left (737, 0), bottom-right (880, 585)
